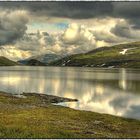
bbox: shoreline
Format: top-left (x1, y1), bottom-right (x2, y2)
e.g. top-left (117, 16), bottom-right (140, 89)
top-left (0, 91), bottom-right (140, 138)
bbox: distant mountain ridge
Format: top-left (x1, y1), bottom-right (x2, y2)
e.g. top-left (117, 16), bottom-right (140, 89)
top-left (18, 53), bottom-right (63, 65)
top-left (22, 59), bottom-right (46, 66)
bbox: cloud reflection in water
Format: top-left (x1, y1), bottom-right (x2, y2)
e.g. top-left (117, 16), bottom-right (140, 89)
top-left (0, 66), bottom-right (140, 119)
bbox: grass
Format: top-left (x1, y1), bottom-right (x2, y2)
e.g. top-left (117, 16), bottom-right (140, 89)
top-left (0, 56), bottom-right (17, 66)
top-left (50, 41), bottom-right (140, 68)
top-left (1, 41), bottom-right (140, 68)
top-left (0, 92), bottom-right (140, 138)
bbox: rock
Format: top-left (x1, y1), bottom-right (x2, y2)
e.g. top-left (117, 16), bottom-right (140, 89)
top-left (22, 92), bottom-right (78, 104)
top-left (93, 120), bottom-right (103, 125)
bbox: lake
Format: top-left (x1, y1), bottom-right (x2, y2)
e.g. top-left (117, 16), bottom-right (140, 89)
top-left (0, 66), bottom-right (140, 120)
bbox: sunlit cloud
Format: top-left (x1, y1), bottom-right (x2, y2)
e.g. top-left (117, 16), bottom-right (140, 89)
top-left (1, 2), bottom-right (140, 60)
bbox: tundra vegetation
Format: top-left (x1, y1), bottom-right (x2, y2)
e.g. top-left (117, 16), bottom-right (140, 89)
top-left (50, 42), bottom-right (140, 68)
top-left (0, 92), bottom-right (140, 138)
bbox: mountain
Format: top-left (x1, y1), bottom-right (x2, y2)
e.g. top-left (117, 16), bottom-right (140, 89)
top-left (0, 56), bottom-right (17, 66)
top-left (18, 53), bottom-right (63, 65)
top-left (30, 54), bottom-right (63, 64)
top-left (49, 41), bottom-right (140, 68)
top-left (19, 59), bottom-right (46, 66)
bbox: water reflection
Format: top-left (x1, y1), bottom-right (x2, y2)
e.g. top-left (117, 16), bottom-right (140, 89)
top-left (0, 66), bottom-right (140, 119)
top-left (119, 68), bottom-right (127, 90)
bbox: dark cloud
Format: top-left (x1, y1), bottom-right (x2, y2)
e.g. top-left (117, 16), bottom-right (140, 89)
top-left (113, 2), bottom-right (140, 19)
top-left (0, 2), bottom-right (113, 19)
top-left (91, 30), bottom-right (121, 43)
top-left (112, 2), bottom-right (140, 29)
top-left (110, 20), bottom-right (140, 39)
top-left (1, 1), bottom-right (140, 30)
top-left (110, 21), bottom-right (132, 38)
top-left (0, 2), bottom-right (140, 20)
top-left (1, 1), bottom-right (140, 31)
top-left (0, 10), bottom-right (28, 46)
top-left (1, 1), bottom-right (140, 59)
top-left (42, 32), bottom-right (50, 36)
top-left (15, 31), bottom-right (56, 53)
top-left (128, 18), bottom-right (140, 29)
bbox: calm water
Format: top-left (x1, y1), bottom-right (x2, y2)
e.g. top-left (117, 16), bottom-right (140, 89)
top-left (0, 66), bottom-right (140, 119)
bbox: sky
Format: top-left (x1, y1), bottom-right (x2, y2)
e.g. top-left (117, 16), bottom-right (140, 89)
top-left (0, 1), bottom-right (140, 60)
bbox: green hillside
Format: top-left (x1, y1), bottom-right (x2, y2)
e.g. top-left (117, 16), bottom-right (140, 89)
top-left (0, 56), bottom-right (17, 66)
top-left (50, 42), bottom-right (140, 68)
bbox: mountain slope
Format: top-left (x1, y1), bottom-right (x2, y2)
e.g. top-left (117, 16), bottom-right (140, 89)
top-left (30, 54), bottom-right (63, 64)
top-left (18, 53), bottom-right (63, 66)
top-left (0, 56), bottom-right (17, 66)
top-left (19, 54), bottom-right (63, 65)
top-left (50, 42), bottom-right (140, 68)
top-left (19, 59), bottom-right (46, 66)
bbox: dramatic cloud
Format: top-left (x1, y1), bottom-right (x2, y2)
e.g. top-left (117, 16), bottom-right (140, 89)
top-left (92, 31), bottom-right (121, 44)
top-left (111, 20), bottom-right (134, 39)
top-left (0, 45), bottom-right (31, 60)
top-left (1, 22), bottom-right (108, 60)
top-left (113, 2), bottom-right (140, 19)
top-left (2, 1), bottom-right (139, 31)
top-left (1, 2), bottom-right (140, 20)
top-left (0, 10), bottom-right (29, 46)
top-left (0, 2), bottom-right (113, 19)
top-left (0, 1), bottom-right (140, 60)
top-left (63, 23), bottom-right (95, 45)
top-left (61, 23), bottom-right (109, 54)
top-left (111, 20), bottom-right (140, 39)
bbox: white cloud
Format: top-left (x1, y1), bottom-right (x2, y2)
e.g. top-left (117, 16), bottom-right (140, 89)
top-left (1, 14), bottom-right (140, 61)
top-left (0, 45), bottom-right (31, 61)
top-left (63, 23), bottom-right (95, 45)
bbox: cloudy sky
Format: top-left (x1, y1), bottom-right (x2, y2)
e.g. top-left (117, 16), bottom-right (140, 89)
top-left (0, 1), bottom-right (140, 60)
